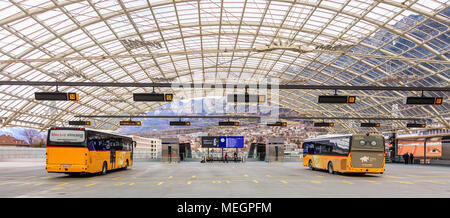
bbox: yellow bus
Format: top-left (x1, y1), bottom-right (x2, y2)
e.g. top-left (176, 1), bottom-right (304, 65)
top-left (302, 134), bottom-right (385, 174)
top-left (46, 127), bottom-right (136, 175)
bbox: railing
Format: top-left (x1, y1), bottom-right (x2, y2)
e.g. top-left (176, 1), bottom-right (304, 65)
top-left (0, 146), bottom-right (159, 161)
top-left (0, 146), bottom-right (45, 160)
top-left (284, 155), bottom-right (302, 162)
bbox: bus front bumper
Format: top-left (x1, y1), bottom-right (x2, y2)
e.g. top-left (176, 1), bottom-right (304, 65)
top-left (343, 167), bottom-right (384, 174)
top-left (46, 164), bottom-right (88, 173)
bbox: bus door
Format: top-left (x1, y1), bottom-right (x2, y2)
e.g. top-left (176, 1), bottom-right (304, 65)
top-left (110, 148), bottom-right (116, 168)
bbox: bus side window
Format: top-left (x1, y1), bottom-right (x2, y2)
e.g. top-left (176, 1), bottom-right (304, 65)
top-left (307, 143), bottom-right (315, 155)
top-left (87, 140), bottom-right (95, 151)
top-left (303, 143), bottom-right (310, 157)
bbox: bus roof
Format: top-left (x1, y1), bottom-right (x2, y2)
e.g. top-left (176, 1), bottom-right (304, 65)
top-left (305, 134), bottom-right (383, 142)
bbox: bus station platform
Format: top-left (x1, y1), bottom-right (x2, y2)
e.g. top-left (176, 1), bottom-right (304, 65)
top-left (1, 161), bottom-right (450, 198)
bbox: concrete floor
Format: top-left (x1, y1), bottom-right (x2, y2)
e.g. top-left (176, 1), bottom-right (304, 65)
top-left (1, 161), bottom-right (450, 198)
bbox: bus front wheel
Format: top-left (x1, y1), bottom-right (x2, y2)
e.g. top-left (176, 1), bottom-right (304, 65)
top-left (101, 162), bottom-right (107, 175)
top-left (124, 160), bottom-right (129, 170)
top-left (309, 160), bottom-right (315, 170)
top-left (328, 162), bottom-right (334, 174)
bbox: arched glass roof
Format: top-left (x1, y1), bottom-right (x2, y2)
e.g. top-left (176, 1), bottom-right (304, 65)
top-left (0, 0), bottom-right (448, 133)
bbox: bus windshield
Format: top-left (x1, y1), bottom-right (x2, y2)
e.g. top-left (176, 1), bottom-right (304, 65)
top-left (351, 135), bottom-right (384, 151)
top-left (48, 129), bottom-right (86, 145)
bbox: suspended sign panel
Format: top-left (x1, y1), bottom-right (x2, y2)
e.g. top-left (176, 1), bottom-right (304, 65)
top-left (120, 121), bottom-right (141, 126)
top-left (227, 94), bottom-right (265, 103)
top-left (68, 121), bottom-right (91, 126)
top-left (219, 136), bottom-right (244, 148)
top-left (405, 96), bottom-right (442, 105)
top-left (201, 136), bottom-right (220, 148)
top-left (318, 95), bottom-right (355, 104)
top-left (35, 92), bottom-right (79, 101)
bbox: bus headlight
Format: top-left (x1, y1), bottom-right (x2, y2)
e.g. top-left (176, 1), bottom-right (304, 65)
top-left (371, 141), bottom-right (377, 146)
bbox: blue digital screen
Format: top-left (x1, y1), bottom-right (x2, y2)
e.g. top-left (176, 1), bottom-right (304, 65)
top-left (218, 136), bottom-right (244, 148)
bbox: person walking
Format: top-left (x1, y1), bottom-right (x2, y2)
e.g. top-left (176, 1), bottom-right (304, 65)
top-left (224, 152), bottom-right (228, 163)
top-left (234, 152), bottom-right (238, 162)
top-left (403, 153), bottom-right (409, 164)
top-left (410, 152), bottom-right (414, 165)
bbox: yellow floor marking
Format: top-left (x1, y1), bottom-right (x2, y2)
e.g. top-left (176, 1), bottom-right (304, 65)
top-left (19, 183), bottom-right (32, 186)
top-left (316, 175), bottom-right (324, 178)
top-left (310, 180), bottom-right (321, 184)
top-left (423, 180), bottom-right (446, 185)
top-left (192, 175), bottom-right (196, 178)
top-left (168, 176), bottom-right (173, 179)
top-left (129, 182), bottom-right (135, 186)
top-left (217, 180), bottom-right (222, 184)
top-left (253, 180), bottom-right (259, 184)
top-left (112, 177), bottom-right (120, 180)
top-left (244, 174), bottom-right (249, 177)
top-left (280, 180), bottom-right (288, 184)
top-left (212, 181), bottom-right (216, 184)
top-left (385, 175), bottom-right (399, 178)
top-left (266, 174), bottom-right (272, 177)
top-left (115, 182), bottom-right (127, 186)
top-left (396, 181), bottom-right (414, 185)
top-left (187, 181), bottom-right (192, 185)
top-left (341, 180), bottom-right (354, 185)
top-left (34, 183), bottom-right (45, 186)
top-left (157, 182), bottom-right (164, 186)
top-left (23, 176), bottom-right (35, 179)
top-left (56, 183), bottom-right (69, 187)
top-left (40, 176), bottom-right (51, 179)
top-left (407, 174), bottom-right (450, 178)
top-left (225, 180), bottom-right (231, 184)
top-left (85, 183), bottom-right (97, 187)
top-left (367, 180), bottom-right (381, 184)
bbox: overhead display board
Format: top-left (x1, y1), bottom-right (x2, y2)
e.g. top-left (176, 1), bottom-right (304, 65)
top-left (170, 121), bottom-right (191, 126)
top-left (133, 93), bottom-right (173, 102)
top-left (201, 136), bottom-right (220, 148)
top-left (119, 121), bottom-right (141, 126)
top-left (405, 96), bottom-right (442, 105)
top-left (219, 136), bottom-right (244, 148)
top-left (68, 121), bottom-right (91, 126)
top-left (201, 136), bottom-right (244, 148)
top-left (227, 94), bottom-right (265, 103)
top-left (35, 92), bottom-right (79, 101)
top-left (218, 121), bottom-right (239, 126)
top-left (360, 122), bottom-right (380, 127)
top-left (318, 95), bottom-right (355, 104)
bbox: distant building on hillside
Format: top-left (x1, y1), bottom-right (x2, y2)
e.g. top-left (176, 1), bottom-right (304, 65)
top-left (130, 135), bottom-right (161, 159)
top-left (0, 134), bottom-right (29, 147)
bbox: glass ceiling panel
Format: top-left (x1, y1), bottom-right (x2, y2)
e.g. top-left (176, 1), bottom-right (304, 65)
top-left (0, 0), bottom-right (447, 131)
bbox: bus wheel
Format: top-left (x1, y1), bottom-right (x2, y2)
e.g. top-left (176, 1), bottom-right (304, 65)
top-left (101, 162), bottom-right (107, 175)
top-left (308, 160), bottom-right (315, 170)
top-left (328, 162), bottom-right (334, 174)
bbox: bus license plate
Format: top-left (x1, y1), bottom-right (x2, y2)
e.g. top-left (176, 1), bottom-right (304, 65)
top-left (362, 163), bottom-right (373, 167)
top-left (62, 164), bottom-right (71, 167)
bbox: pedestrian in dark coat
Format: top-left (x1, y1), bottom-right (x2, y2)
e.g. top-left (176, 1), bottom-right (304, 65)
top-left (403, 153), bottom-right (409, 164)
